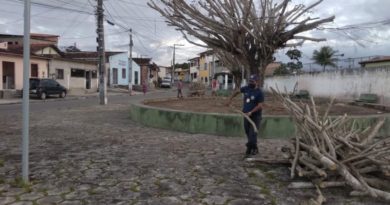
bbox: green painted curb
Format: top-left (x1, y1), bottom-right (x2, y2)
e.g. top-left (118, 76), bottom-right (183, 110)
top-left (130, 101), bottom-right (390, 139)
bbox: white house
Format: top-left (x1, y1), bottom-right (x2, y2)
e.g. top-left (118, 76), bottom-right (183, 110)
top-left (109, 52), bottom-right (129, 87)
top-left (130, 59), bottom-right (141, 86)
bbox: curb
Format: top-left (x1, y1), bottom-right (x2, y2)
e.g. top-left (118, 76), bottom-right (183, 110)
top-left (0, 93), bottom-right (129, 105)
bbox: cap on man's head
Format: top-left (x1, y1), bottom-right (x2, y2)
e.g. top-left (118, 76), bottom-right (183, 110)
top-left (249, 74), bottom-right (259, 82)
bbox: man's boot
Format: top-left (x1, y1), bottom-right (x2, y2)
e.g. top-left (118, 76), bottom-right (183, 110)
top-left (245, 144), bottom-right (252, 158)
top-left (251, 145), bottom-right (259, 155)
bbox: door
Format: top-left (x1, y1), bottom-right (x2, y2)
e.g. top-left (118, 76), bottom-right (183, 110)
top-left (113, 68), bottom-right (118, 84)
top-left (31, 64), bottom-right (38, 77)
top-left (2, 62), bottom-right (15, 89)
top-left (85, 71), bottom-right (91, 89)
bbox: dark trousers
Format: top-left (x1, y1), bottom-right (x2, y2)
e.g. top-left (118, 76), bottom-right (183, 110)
top-left (244, 114), bottom-right (261, 148)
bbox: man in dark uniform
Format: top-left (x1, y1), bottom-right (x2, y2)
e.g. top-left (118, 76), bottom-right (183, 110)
top-left (228, 74), bottom-right (264, 158)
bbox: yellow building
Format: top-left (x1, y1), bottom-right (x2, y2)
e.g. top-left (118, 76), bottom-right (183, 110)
top-left (198, 50), bottom-right (213, 84)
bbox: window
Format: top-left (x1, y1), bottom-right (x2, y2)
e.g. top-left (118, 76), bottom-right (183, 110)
top-left (56, 69), bottom-right (64, 79)
top-left (48, 79), bottom-right (58, 87)
top-left (201, 77), bottom-right (204, 82)
top-left (31, 64), bottom-right (38, 77)
top-left (8, 42), bottom-right (13, 45)
top-left (205, 77), bottom-right (208, 83)
top-left (204, 63), bottom-right (207, 70)
top-left (122, 68), bottom-right (126, 79)
top-left (134, 71), bottom-right (139, 85)
top-left (92, 71), bottom-right (97, 79)
top-left (71, 69), bottom-right (85, 78)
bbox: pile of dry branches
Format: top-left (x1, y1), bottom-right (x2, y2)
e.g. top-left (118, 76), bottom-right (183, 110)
top-left (188, 82), bottom-right (206, 97)
top-left (270, 88), bottom-right (390, 201)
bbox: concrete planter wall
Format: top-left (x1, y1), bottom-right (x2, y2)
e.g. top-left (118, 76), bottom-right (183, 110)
top-left (130, 101), bottom-right (390, 139)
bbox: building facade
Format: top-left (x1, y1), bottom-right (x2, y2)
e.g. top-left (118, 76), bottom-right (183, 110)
top-left (109, 53), bottom-right (129, 87)
top-left (0, 51), bottom-right (48, 90)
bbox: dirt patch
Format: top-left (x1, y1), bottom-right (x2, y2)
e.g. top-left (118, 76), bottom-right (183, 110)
top-left (144, 94), bottom-right (387, 115)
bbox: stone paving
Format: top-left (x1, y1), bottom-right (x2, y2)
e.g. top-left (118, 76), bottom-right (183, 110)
top-left (0, 101), bottom-right (388, 205)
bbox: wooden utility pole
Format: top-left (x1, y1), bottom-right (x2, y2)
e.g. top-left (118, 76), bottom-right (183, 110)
top-left (97, 0), bottom-right (107, 105)
top-left (128, 29), bottom-right (133, 94)
top-left (172, 44), bottom-right (184, 83)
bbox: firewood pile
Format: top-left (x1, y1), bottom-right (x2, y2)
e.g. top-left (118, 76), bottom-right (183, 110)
top-left (270, 88), bottom-right (390, 202)
top-left (188, 82), bottom-right (206, 97)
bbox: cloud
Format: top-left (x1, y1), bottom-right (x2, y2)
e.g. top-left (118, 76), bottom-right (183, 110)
top-left (0, 0), bottom-right (389, 67)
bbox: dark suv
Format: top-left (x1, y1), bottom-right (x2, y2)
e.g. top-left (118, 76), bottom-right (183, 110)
top-left (29, 78), bottom-right (67, 100)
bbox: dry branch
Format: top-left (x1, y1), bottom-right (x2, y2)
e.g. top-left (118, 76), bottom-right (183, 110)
top-left (271, 87), bottom-right (390, 201)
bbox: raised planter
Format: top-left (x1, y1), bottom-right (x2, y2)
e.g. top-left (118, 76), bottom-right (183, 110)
top-left (130, 99), bottom-right (390, 139)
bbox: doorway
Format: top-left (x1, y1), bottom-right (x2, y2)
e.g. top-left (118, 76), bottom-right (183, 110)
top-left (2, 61), bottom-right (15, 89)
top-left (85, 71), bottom-right (91, 89)
top-left (113, 68), bottom-right (118, 84)
top-left (31, 64), bottom-right (38, 77)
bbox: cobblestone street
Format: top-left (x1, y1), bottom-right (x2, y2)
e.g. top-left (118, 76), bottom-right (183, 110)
top-left (0, 99), bottom-right (387, 205)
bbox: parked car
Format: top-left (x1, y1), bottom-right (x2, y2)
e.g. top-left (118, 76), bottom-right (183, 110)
top-left (29, 78), bottom-right (67, 100)
top-left (160, 77), bottom-right (172, 88)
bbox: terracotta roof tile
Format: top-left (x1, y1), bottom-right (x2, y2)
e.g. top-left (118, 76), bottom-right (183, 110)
top-left (359, 56), bottom-right (390, 64)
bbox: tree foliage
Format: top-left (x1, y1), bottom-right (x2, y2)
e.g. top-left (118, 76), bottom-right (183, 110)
top-left (148, 0), bottom-right (335, 85)
top-left (312, 46), bottom-right (339, 72)
top-left (286, 49), bottom-right (303, 73)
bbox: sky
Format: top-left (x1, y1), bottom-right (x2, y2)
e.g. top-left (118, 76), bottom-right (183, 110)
top-left (0, 0), bottom-right (389, 69)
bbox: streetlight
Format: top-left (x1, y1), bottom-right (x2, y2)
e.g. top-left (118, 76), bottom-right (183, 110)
top-left (172, 44), bottom-right (184, 83)
top-left (22, 0), bottom-right (31, 183)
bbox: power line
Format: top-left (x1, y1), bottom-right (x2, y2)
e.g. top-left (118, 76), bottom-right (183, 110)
top-left (2, 0), bottom-right (94, 15)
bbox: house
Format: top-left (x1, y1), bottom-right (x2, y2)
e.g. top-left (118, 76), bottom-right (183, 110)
top-left (0, 33), bottom-right (59, 46)
top-left (133, 58), bottom-right (152, 85)
top-left (108, 52), bottom-right (129, 87)
top-left (158, 66), bottom-right (169, 78)
top-left (130, 59), bottom-right (141, 86)
top-left (0, 46), bottom-right (49, 91)
top-left (359, 56), bottom-right (390, 68)
top-left (174, 68), bottom-right (190, 82)
top-left (198, 50), bottom-right (214, 84)
top-left (26, 45), bottom-right (99, 92)
top-left (63, 51), bottom-right (123, 89)
top-left (189, 57), bottom-right (200, 82)
top-left (149, 63), bottom-right (160, 84)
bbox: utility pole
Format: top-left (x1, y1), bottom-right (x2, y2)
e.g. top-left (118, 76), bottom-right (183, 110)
top-left (22, 0), bottom-right (31, 183)
top-left (172, 44), bottom-right (184, 83)
top-left (128, 29), bottom-right (133, 94)
top-left (96, 0), bottom-right (107, 105)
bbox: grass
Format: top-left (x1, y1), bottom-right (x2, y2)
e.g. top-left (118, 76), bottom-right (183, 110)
top-left (10, 177), bottom-right (33, 192)
top-left (129, 184), bottom-right (140, 193)
top-left (248, 171), bottom-right (277, 205)
top-left (87, 189), bottom-right (98, 195)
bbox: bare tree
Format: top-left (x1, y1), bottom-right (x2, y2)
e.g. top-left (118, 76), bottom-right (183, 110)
top-left (148, 0), bottom-right (335, 86)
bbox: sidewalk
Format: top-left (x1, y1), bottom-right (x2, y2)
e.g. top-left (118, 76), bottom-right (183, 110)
top-left (0, 91), bottom-right (143, 105)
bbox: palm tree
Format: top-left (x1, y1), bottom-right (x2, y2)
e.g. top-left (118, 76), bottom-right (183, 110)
top-left (312, 46), bottom-right (338, 72)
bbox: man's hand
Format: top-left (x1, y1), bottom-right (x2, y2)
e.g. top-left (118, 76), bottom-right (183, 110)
top-left (245, 112), bottom-right (252, 116)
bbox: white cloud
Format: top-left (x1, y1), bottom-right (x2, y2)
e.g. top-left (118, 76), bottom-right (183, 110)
top-left (0, 0), bottom-right (389, 66)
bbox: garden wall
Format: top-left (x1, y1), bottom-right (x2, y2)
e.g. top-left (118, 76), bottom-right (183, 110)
top-left (264, 69), bottom-right (390, 104)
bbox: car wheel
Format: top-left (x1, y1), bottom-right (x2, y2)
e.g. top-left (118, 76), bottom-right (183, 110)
top-left (40, 92), bottom-right (47, 100)
top-left (60, 91), bottom-right (66, 98)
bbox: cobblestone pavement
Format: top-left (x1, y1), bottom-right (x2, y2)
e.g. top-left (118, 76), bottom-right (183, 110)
top-left (0, 101), bottom-right (388, 205)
